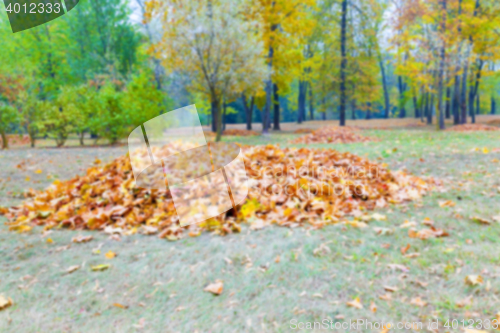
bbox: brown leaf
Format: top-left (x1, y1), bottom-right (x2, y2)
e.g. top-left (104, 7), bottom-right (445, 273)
top-left (470, 216), bottom-right (492, 225)
top-left (66, 265), bottom-right (80, 274)
top-left (400, 244), bottom-right (410, 255)
top-left (346, 297), bottom-right (363, 309)
top-left (456, 295), bottom-right (472, 308)
top-left (410, 297), bottom-right (427, 307)
top-left (72, 235), bottom-right (93, 243)
top-left (204, 280), bottom-right (223, 295)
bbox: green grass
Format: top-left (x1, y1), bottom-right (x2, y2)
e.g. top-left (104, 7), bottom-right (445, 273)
top-left (1, 129), bottom-right (500, 332)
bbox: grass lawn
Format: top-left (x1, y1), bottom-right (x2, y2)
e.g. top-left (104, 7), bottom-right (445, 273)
top-left (1, 125), bottom-right (500, 332)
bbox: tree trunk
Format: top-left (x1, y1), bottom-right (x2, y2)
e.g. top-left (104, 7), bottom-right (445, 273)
top-left (351, 99), bottom-right (356, 120)
top-left (0, 130), bottom-right (8, 149)
top-left (273, 83), bottom-right (281, 130)
top-left (223, 101), bottom-right (227, 131)
top-left (452, 75), bottom-right (461, 124)
top-left (298, 81), bottom-right (307, 124)
top-left (428, 93), bottom-right (434, 125)
top-left (242, 94), bottom-right (254, 130)
top-left (211, 95), bottom-right (222, 142)
top-left (469, 59), bottom-right (484, 124)
top-left (339, 0), bottom-right (348, 127)
top-left (437, 0), bottom-right (447, 130)
top-left (308, 83), bottom-right (314, 120)
top-left (211, 100), bottom-right (217, 132)
top-left (365, 102), bottom-right (372, 120)
top-left (79, 132), bottom-right (85, 146)
top-left (445, 86), bottom-right (451, 119)
top-left (412, 88), bottom-right (420, 118)
top-left (263, 44), bottom-right (274, 135)
top-left (491, 97), bottom-right (496, 115)
top-left (398, 76), bottom-right (407, 118)
top-left (476, 92), bottom-right (480, 116)
top-left (424, 92), bottom-right (430, 124)
top-left (379, 58), bottom-right (390, 119)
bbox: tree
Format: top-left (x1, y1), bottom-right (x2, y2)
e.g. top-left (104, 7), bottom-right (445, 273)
top-left (148, 0), bottom-right (267, 141)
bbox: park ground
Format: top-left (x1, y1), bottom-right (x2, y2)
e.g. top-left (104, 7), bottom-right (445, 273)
top-left (1, 117), bottom-right (500, 332)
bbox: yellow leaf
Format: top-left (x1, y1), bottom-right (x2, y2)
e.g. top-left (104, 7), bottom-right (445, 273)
top-left (35, 169), bottom-right (42, 174)
top-left (0, 296), bottom-right (13, 311)
top-left (46, 238), bottom-right (53, 244)
top-left (465, 275), bottom-right (483, 286)
top-left (25, 177), bottom-right (30, 181)
top-left (9, 225), bottom-right (32, 233)
top-left (91, 264), bottom-right (110, 272)
top-left (113, 303), bottom-right (128, 309)
top-left (105, 251), bottom-right (116, 259)
top-left (482, 147), bottom-right (489, 154)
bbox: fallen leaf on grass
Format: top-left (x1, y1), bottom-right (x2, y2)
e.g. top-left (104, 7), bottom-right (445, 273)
top-left (204, 281), bottom-right (223, 295)
top-left (346, 297), bottom-right (363, 309)
top-left (373, 227), bottom-right (394, 236)
top-left (345, 221), bottom-right (368, 228)
top-left (470, 216), bottom-right (492, 225)
top-left (456, 295), bottom-right (473, 308)
top-left (35, 169), bottom-right (42, 174)
top-left (379, 293), bottom-right (392, 301)
top-left (313, 243), bottom-right (331, 257)
top-left (371, 213), bottom-right (387, 221)
top-left (383, 286), bottom-right (398, 293)
top-left (400, 244), bottom-right (410, 255)
top-left (387, 264), bottom-right (409, 273)
top-left (72, 235), bottom-right (93, 243)
top-left (66, 265), bottom-right (80, 274)
top-left (113, 303), bottom-right (128, 309)
top-left (91, 264), bottom-right (110, 272)
top-left (0, 296), bottom-right (13, 311)
top-left (312, 293), bottom-right (323, 298)
top-left (46, 238), bottom-right (54, 244)
top-left (404, 253), bottom-right (420, 258)
top-left (105, 251), bottom-right (116, 259)
top-left (400, 220), bottom-right (417, 228)
top-left (410, 297), bottom-right (427, 307)
top-left (408, 227), bottom-right (449, 240)
top-left (464, 275), bottom-right (483, 286)
top-left (370, 301), bottom-right (377, 313)
top-left (438, 200), bottom-right (456, 208)
top-left (9, 225), bottom-right (32, 233)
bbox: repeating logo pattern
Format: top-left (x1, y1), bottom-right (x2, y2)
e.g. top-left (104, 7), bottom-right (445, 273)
top-left (127, 105), bottom-right (249, 227)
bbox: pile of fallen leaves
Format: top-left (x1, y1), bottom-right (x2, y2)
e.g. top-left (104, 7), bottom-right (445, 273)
top-left (205, 129), bottom-right (259, 137)
top-left (2, 144), bottom-right (437, 239)
top-left (446, 124), bottom-right (500, 132)
top-left (0, 134), bottom-right (31, 146)
top-left (292, 126), bottom-right (374, 144)
top-left (223, 129), bottom-right (259, 136)
top-left (293, 128), bottom-right (314, 134)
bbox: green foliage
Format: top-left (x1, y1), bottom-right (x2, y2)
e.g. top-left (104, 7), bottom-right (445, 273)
top-left (0, 102), bottom-right (20, 149)
top-left (123, 71), bottom-right (169, 126)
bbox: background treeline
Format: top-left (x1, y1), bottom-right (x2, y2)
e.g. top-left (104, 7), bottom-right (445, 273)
top-left (1, 0), bottom-right (500, 146)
